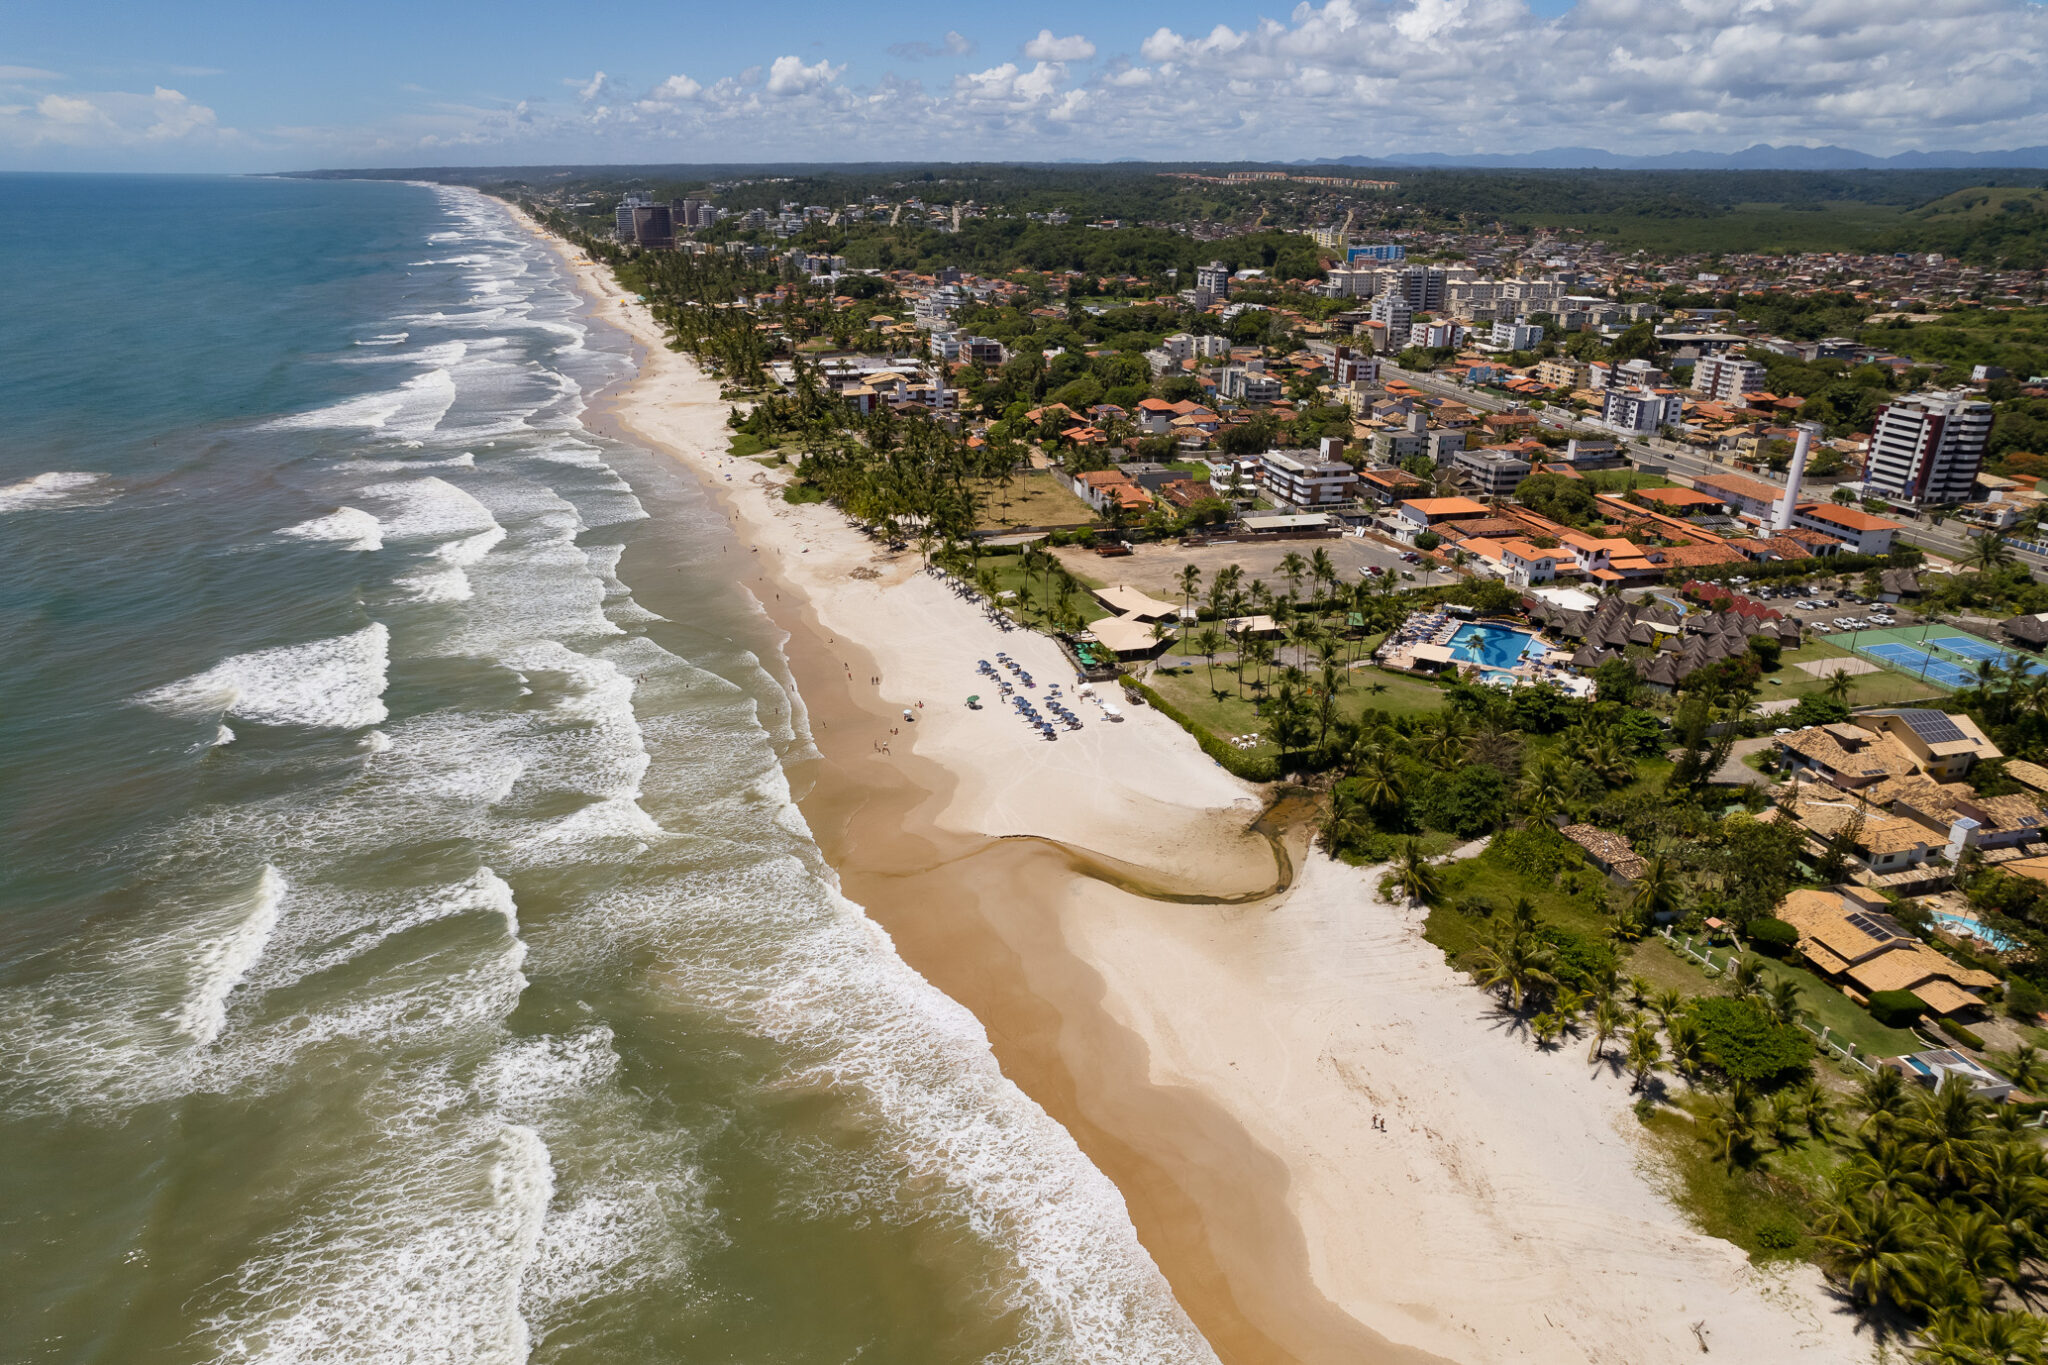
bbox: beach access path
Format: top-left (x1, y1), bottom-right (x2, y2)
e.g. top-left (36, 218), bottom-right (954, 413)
top-left (505, 199), bottom-right (1873, 1365)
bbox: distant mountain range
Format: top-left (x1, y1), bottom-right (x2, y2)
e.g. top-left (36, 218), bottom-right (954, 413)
top-left (1303, 145), bottom-right (2048, 171)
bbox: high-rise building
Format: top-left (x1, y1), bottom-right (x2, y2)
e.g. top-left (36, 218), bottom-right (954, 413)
top-left (1865, 391), bottom-right (1995, 504)
top-left (615, 192), bottom-right (652, 243)
top-left (1347, 243), bottom-right (1406, 263)
top-left (1369, 292), bottom-right (1413, 338)
top-left (1692, 355), bottom-right (1768, 403)
top-left (1388, 266), bottom-right (1446, 313)
top-left (1195, 260), bottom-right (1231, 297)
top-left (630, 204), bottom-right (675, 249)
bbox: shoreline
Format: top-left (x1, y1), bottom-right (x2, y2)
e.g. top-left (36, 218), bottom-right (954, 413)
top-left (506, 200), bottom-right (1873, 1365)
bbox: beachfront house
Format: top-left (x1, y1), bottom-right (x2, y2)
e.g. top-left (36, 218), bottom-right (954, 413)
top-left (1775, 886), bottom-right (1999, 1018)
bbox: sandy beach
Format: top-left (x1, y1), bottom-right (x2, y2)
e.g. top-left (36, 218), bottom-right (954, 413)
top-left (508, 200), bottom-right (1874, 1365)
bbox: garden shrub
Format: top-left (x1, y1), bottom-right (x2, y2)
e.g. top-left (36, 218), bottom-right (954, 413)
top-left (1937, 1016), bottom-right (1986, 1050)
top-left (1866, 989), bottom-right (1925, 1028)
top-left (1687, 996), bottom-right (1813, 1090)
top-left (1747, 917), bottom-right (1799, 958)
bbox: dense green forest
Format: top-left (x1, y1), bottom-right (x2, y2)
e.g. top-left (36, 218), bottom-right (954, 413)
top-left (319, 161), bottom-right (2048, 266)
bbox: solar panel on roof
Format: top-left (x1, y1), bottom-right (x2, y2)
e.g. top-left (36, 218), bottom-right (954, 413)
top-left (1846, 910), bottom-right (1909, 942)
top-left (1894, 709), bottom-right (1966, 744)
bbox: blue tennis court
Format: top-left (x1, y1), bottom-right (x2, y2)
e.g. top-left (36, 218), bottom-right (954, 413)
top-left (1862, 642), bottom-right (1976, 688)
top-left (1929, 634), bottom-right (2048, 673)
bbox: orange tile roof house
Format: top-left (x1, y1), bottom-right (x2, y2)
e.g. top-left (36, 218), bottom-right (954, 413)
top-left (1397, 496), bottom-right (1490, 529)
top-left (1775, 887), bottom-right (2000, 1017)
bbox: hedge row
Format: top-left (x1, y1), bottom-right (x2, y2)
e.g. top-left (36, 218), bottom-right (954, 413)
top-left (1937, 1016), bottom-right (1988, 1051)
top-left (1120, 676), bottom-right (1282, 783)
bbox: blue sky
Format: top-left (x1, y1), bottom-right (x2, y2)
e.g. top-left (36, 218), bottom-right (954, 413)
top-left (4, 0), bottom-right (2043, 170)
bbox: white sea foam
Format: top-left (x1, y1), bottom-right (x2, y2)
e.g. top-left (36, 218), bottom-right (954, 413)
top-left (276, 506), bottom-right (383, 551)
top-left (138, 623), bottom-right (391, 730)
top-left (175, 867), bottom-right (286, 1045)
top-left (337, 451), bottom-right (475, 474)
top-left (393, 565), bottom-right (473, 603)
top-left (360, 476), bottom-right (501, 541)
top-left (354, 332), bottom-right (409, 345)
top-left (0, 470), bottom-right (111, 513)
top-left (269, 361), bottom-right (459, 439)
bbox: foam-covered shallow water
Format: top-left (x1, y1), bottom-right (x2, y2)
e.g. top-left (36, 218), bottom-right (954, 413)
top-left (0, 174), bottom-right (1212, 1364)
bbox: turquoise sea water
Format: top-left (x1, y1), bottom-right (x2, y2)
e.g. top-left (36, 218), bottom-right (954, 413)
top-left (0, 175), bottom-right (1208, 1365)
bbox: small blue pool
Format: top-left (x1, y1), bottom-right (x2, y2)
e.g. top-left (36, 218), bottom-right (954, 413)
top-left (1446, 622), bottom-right (1546, 670)
top-left (1931, 911), bottom-right (2017, 953)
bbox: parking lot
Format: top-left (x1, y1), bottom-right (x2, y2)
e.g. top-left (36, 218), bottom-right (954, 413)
top-left (1702, 576), bottom-right (1920, 640)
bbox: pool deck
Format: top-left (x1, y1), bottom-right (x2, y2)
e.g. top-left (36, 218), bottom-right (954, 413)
top-left (1376, 614), bottom-right (1593, 696)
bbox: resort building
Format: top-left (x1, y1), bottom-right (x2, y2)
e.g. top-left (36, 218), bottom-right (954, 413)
top-left (1887, 1049), bottom-right (2016, 1101)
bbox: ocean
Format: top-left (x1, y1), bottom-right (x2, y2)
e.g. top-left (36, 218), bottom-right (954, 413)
top-left (0, 174), bottom-right (1211, 1365)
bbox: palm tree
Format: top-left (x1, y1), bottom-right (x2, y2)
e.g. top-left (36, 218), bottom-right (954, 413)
top-left (1309, 546), bottom-right (1338, 606)
top-left (1813, 1190), bottom-right (1929, 1312)
top-left (1761, 977), bottom-right (1810, 1028)
top-left (1856, 1065), bottom-right (1913, 1140)
top-left (1472, 913), bottom-right (1558, 1014)
top-left (1823, 668), bottom-right (1855, 706)
top-left (1702, 1081), bottom-right (1766, 1168)
top-left (1790, 1076), bottom-right (1835, 1140)
top-left (1195, 625), bottom-right (1225, 693)
top-left (1354, 746), bottom-right (1406, 818)
top-left (1967, 532), bottom-right (2015, 576)
top-left (1664, 1015), bottom-right (1707, 1085)
top-left (1626, 854), bottom-right (1681, 927)
top-left (1519, 756), bottom-right (1573, 822)
top-left (1902, 1081), bottom-right (1989, 1190)
top-left (1996, 1043), bottom-right (2045, 1093)
top-left (1178, 563), bottom-right (1202, 625)
top-left (1625, 1024), bottom-right (1664, 1092)
top-left (1389, 838), bottom-right (1442, 908)
top-left (1278, 550), bottom-right (1308, 604)
top-left (1587, 996), bottom-right (1627, 1063)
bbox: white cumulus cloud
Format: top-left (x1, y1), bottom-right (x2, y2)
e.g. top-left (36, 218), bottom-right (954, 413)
top-left (649, 73), bottom-right (701, 101)
top-left (764, 55), bottom-right (843, 96)
top-left (1022, 29), bottom-right (1097, 61)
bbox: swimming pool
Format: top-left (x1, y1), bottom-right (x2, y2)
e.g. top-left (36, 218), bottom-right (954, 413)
top-left (1931, 910), bottom-right (2018, 953)
top-left (1446, 622), bottom-right (1546, 670)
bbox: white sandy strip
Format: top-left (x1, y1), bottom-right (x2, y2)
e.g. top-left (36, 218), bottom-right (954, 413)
top-left (505, 200), bottom-right (1872, 1365)
top-left (1065, 854), bottom-right (1871, 1365)
top-left (506, 202), bottom-right (1261, 867)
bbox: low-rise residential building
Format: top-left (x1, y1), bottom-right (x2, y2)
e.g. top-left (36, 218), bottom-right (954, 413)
top-left (1398, 496), bottom-right (1492, 533)
top-left (1535, 357), bottom-right (1589, 390)
top-left (1490, 317), bottom-right (1544, 351)
top-left (1691, 354), bottom-right (1769, 403)
top-left (1790, 501), bottom-right (1899, 555)
top-left (1451, 445), bottom-right (1533, 497)
top-left (1602, 385), bottom-right (1686, 434)
top-left (1775, 886), bottom-right (2000, 1017)
top-left (1261, 446), bottom-right (1356, 508)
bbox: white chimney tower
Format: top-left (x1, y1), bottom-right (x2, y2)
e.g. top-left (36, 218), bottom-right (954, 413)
top-left (1773, 422), bottom-right (1822, 532)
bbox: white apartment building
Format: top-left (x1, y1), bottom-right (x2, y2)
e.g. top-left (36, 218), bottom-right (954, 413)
top-left (1220, 363), bottom-right (1283, 403)
top-left (1601, 386), bottom-right (1686, 434)
top-left (1261, 447), bottom-right (1356, 508)
top-left (1369, 293), bottom-right (1414, 338)
top-left (1590, 358), bottom-right (1668, 390)
top-left (1865, 390), bottom-right (1995, 504)
top-left (1692, 354), bottom-right (1769, 403)
top-left (1332, 346), bottom-right (1379, 387)
top-left (1195, 261), bottom-right (1232, 297)
top-left (1490, 317), bottom-right (1544, 351)
top-left (1452, 446), bottom-right (1533, 496)
top-left (1408, 320), bottom-right (1461, 350)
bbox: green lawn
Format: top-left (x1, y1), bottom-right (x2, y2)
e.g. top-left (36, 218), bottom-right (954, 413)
top-left (1764, 638), bottom-right (1943, 708)
top-left (1145, 658), bottom-right (1451, 749)
top-left (979, 558), bottom-right (1114, 626)
top-left (1652, 931), bottom-right (1922, 1061)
